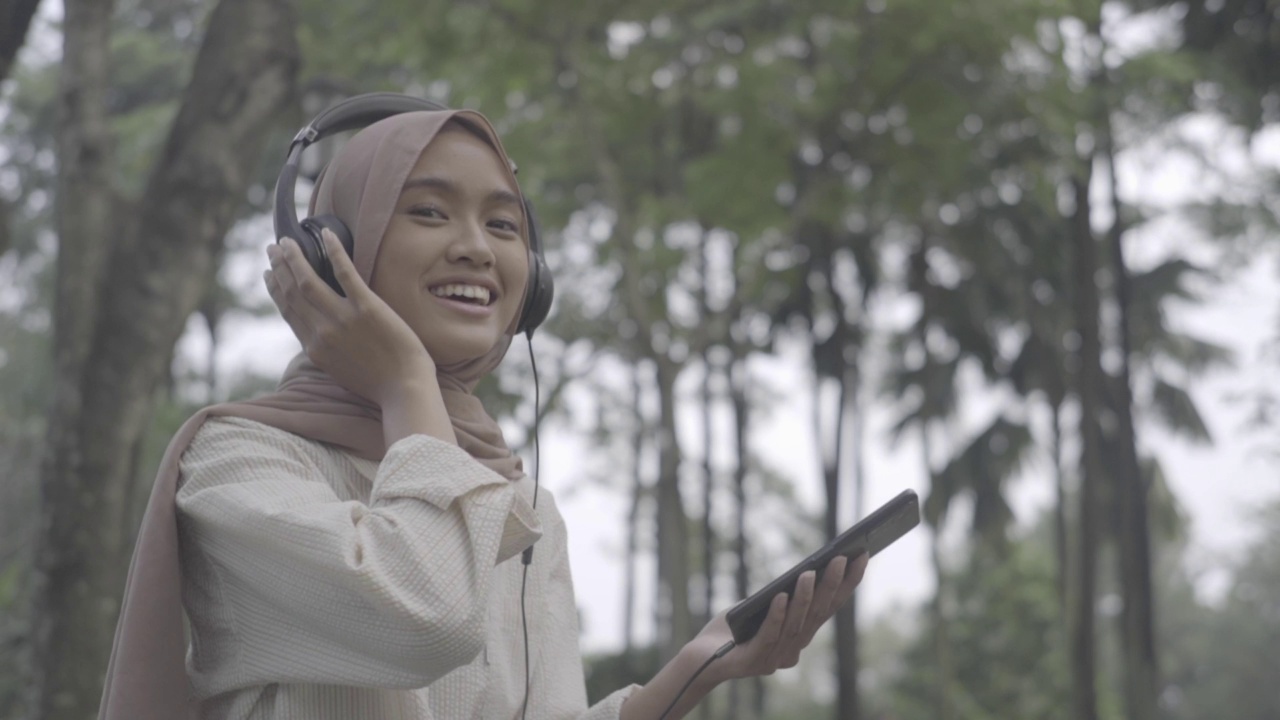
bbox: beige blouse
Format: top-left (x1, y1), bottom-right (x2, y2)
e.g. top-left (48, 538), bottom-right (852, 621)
top-left (175, 416), bottom-right (636, 719)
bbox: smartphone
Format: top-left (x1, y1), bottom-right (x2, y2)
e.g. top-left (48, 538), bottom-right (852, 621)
top-left (724, 489), bottom-right (920, 644)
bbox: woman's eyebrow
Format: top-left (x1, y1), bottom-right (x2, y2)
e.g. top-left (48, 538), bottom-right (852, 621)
top-left (402, 175), bottom-right (453, 194)
top-left (402, 175), bottom-right (522, 209)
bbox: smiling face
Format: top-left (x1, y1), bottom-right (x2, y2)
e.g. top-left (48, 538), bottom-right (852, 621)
top-left (370, 123), bottom-right (529, 366)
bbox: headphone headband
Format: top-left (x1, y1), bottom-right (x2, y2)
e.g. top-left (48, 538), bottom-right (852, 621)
top-left (289, 93), bottom-right (449, 152)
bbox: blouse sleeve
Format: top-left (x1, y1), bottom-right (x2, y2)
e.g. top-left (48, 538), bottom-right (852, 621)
top-left (175, 417), bottom-right (540, 691)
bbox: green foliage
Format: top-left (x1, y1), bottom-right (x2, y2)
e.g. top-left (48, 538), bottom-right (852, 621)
top-left (0, 552), bottom-right (29, 719)
top-left (1161, 498), bottom-right (1280, 719)
top-left (584, 645), bottom-right (661, 705)
top-left (887, 537), bottom-right (1074, 720)
top-left (1114, 48), bottom-right (1203, 130)
top-left (1161, 0), bottom-right (1280, 128)
top-left (1149, 378), bottom-right (1212, 443)
top-left (1127, 259), bottom-right (1233, 370)
top-left (928, 415), bottom-right (1036, 543)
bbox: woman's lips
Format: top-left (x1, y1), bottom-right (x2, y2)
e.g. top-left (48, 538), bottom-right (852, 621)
top-left (431, 293), bottom-right (495, 317)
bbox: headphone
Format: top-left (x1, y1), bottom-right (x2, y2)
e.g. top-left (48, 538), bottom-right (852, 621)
top-left (273, 92), bottom-right (554, 336)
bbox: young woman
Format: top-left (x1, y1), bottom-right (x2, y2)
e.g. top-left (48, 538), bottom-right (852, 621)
top-left (99, 108), bottom-right (867, 720)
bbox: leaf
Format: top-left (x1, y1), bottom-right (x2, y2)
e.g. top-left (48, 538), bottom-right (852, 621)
top-left (1154, 331), bottom-right (1235, 375)
top-left (1149, 378), bottom-right (1213, 444)
top-left (1140, 455), bottom-right (1189, 544)
top-left (923, 467), bottom-right (958, 529)
top-left (933, 415), bottom-right (1035, 540)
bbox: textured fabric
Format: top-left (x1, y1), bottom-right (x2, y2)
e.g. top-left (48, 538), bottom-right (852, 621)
top-left (177, 416), bottom-right (637, 719)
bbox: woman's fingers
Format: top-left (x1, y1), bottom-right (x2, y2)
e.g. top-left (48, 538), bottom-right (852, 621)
top-left (795, 554), bottom-right (861, 648)
top-left (321, 229), bottom-right (371, 304)
top-left (760, 592), bottom-right (788, 644)
top-left (774, 570), bottom-right (817, 668)
top-left (263, 266), bottom-right (315, 345)
top-left (722, 592), bottom-right (789, 676)
top-left (266, 237), bottom-right (346, 351)
top-left (278, 237), bottom-right (345, 318)
top-left (270, 238), bottom-right (345, 327)
top-left (808, 556), bottom-right (848, 625)
top-left (780, 572), bottom-right (814, 639)
top-left (837, 553), bottom-right (869, 600)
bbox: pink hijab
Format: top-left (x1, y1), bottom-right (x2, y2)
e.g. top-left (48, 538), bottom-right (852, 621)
top-left (98, 109), bottom-right (532, 720)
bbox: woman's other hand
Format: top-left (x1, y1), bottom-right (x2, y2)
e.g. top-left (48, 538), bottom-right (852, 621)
top-left (618, 553), bottom-right (869, 720)
top-left (692, 553), bottom-right (868, 682)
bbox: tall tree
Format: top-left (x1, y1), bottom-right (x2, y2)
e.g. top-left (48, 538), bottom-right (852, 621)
top-left (27, 0), bottom-right (299, 716)
top-left (1067, 168), bottom-right (1105, 720)
top-left (1094, 48), bottom-right (1161, 720)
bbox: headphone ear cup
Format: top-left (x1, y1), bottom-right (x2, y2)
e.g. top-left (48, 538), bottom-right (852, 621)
top-left (519, 251), bottom-right (554, 336)
top-left (517, 198), bottom-right (554, 336)
top-left (299, 215), bottom-right (355, 297)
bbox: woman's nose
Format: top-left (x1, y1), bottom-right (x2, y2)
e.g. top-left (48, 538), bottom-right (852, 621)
top-left (447, 218), bottom-right (496, 266)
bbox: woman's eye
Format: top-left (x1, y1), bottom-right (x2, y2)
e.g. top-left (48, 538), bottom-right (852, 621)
top-left (409, 205), bottom-right (445, 219)
top-left (489, 218), bottom-right (520, 234)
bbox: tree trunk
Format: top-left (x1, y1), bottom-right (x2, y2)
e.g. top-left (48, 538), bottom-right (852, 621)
top-left (697, 260), bottom-right (715, 720)
top-left (1068, 174), bottom-right (1102, 720)
top-left (29, 0), bottom-right (118, 714)
top-left (29, 1), bottom-right (299, 717)
top-left (813, 353), bottom-right (861, 720)
top-left (699, 362), bottom-right (714, 623)
top-left (1100, 100), bottom-right (1161, 720)
top-left (831, 365), bottom-right (860, 720)
top-left (623, 363), bottom-right (646, 660)
top-left (698, 231), bottom-right (716, 635)
top-left (728, 354), bottom-right (751, 720)
top-left (200, 291), bottom-right (223, 404)
top-left (653, 354), bottom-right (692, 662)
top-left (1051, 398), bottom-right (1070, 624)
top-left (920, 426), bottom-right (955, 720)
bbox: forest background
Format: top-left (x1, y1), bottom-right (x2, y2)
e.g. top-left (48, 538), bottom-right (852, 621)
top-left (1, 0), bottom-right (1278, 719)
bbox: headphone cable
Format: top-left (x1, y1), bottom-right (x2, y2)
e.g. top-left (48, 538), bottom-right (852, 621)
top-left (520, 333), bottom-right (541, 720)
top-left (657, 640), bottom-right (736, 720)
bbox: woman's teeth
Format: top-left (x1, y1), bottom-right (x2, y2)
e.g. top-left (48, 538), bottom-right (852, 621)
top-left (431, 284), bottom-right (492, 305)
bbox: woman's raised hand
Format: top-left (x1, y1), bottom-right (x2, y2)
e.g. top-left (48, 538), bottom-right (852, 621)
top-left (264, 230), bottom-right (434, 407)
